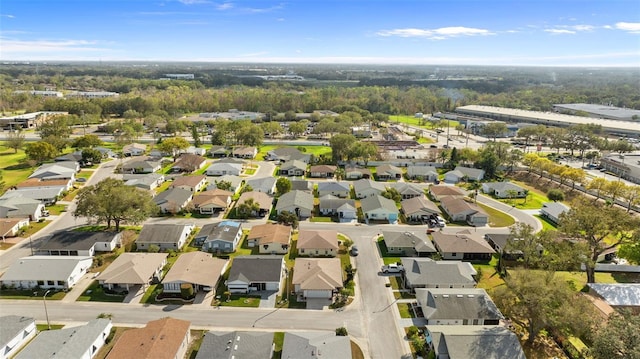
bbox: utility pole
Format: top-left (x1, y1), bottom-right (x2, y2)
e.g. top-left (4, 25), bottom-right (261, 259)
top-left (43, 289), bottom-right (52, 330)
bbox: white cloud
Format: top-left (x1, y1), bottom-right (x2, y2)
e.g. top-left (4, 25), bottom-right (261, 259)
top-left (178, 0), bottom-right (210, 4)
top-left (376, 26), bottom-right (492, 39)
top-left (545, 29), bottom-right (576, 34)
top-left (216, 2), bottom-right (233, 10)
top-left (0, 14), bottom-right (15, 18)
top-left (0, 38), bottom-right (110, 54)
top-left (615, 22), bottom-right (640, 33)
top-left (571, 25), bottom-right (594, 31)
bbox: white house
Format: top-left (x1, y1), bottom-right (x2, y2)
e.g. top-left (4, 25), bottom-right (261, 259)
top-left (317, 181), bottom-right (351, 198)
top-left (353, 179), bottom-right (386, 199)
top-left (0, 316), bottom-right (36, 359)
top-left (482, 182), bottom-right (528, 198)
top-left (205, 162), bottom-right (243, 176)
top-left (360, 195), bottom-right (399, 224)
top-left (1, 256), bottom-right (93, 290)
top-left (227, 256), bottom-right (285, 294)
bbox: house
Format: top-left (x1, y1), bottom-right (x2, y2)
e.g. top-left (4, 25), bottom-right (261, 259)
top-left (406, 165), bottom-right (439, 181)
top-left (482, 181), bottom-right (528, 198)
top-left (361, 195), bottom-right (399, 224)
top-left (245, 176), bottom-right (276, 195)
top-left (17, 177), bottom-right (73, 191)
top-left (401, 258), bottom-right (477, 291)
top-left (483, 233), bottom-right (542, 261)
top-left (275, 190), bottom-right (314, 218)
top-left (106, 318), bottom-right (190, 359)
top-left (290, 180), bottom-right (313, 193)
top-left (382, 230), bottom-right (437, 257)
top-left (540, 202), bottom-right (570, 225)
top-left (36, 231), bottom-right (122, 256)
top-left (0, 218), bottom-right (29, 238)
top-left (208, 145), bottom-right (229, 158)
top-left (0, 197), bottom-right (45, 221)
top-left (431, 231), bottom-right (495, 261)
top-left (171, 175), bottom-right (207, 193)
top-left (136, 223), bottom-right (195, 251)
top-left (0, 187), bottom-right (64, 206)
top-left (297, 230), bottom-right (339, 257)
top-left (429, 185), bottom-right (468, 201)
top-left (1, 256), bottom-right (93, 290)
top-left (97, 253), bottom-right (168, 291)
top-left (279, 160), bottom-right (307, 176)
top-left (416, 288), bottom-right (504, 325)
top-left (29, 162), bottom-right (77, 181)
top-left (588, 283), bottom-right (640, 310)
top-left (0, 316), bottom-right (36, 359)
top-left (247, 223), bottom-right (292, 254)
top-left (124, 173), bottom-right (165, 191)
top-left (266, 147), bottom-right (311, 163)
top-left (195, 331), bottom-right (273, 359)
top-left (171, 153), bottom-right (207, 173)
top-left (282, 332), bottom-right (352, 359)
top-left (440, 197), bottom-right (489, 227)
top-left (345, 165), bottom-right (371, 180)
top-left (95, 146), bottom-right (116, 159)
top-left (195, 221), bottom-right (243, 253)
top-left (121, 159), bottom-right (161, 174)
top-left (192, 189), bottom-right (232, 214)
top-left (162, 252), bottom-right (228, 294)
top-left (236, 191), bottom-right (272, 217)
top-left (391, 182), bottom-right (425, 199)
top-left (376, 164), bottom-right (403, 180)
top-left (205, 162), bottom-right (243, 176)
top-left (317, 181), bottom-right (351, 198)
top-left (318, 195), bottom-right (357, 221)
top-left (232, 146), bottom-right (257, 159)
top-left (425, 325), bottom-right (526, 359)
top-left (153, 188), bottom-right (193, 214)
top-left (227, 256), bottom-right (284, 293)
top-left (444, 166), bottom-right (485, 183)
top-left (208, 175), bottom-right (244, 194)
top-left (122, 143), bottom-right (147, 156)
top-left (401, 196), bottom-right (441, 223)
top-left (15, 319), bottom-right (112, 359)
top-left (308, 165), bottom-right (337, 178)
top-left (353, 179), bottom-right (386, 199)
top-left (54, 151), bottom-right (83, 163)
top-left (292, 258), bottom-right (343, 303)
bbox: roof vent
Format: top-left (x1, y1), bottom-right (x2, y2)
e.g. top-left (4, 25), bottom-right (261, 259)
top-left (457, 294), bottom-right (463, 298)
top-left (468, 294), bottom-right (475, 298)
top-left (442, 294), bottom-right (449, 298)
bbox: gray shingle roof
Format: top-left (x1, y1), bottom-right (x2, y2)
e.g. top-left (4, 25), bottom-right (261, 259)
top-left (0, 316), bottom-right (35, 348)
top-left (416, 288), bottom-right (503, 321)
top-left (282, 331), bottom-right (352, 359)
top-left (246, 176), bottom-right (276, 193)
top-left (196, 221), bottom-right (242, 244)
top-left (38, 231), bottom-right (120, 251)
top-left (1, 256), bottom-right (93, 282)
top-left (195, 331), bottom-right (273, 359)
top-left (319, 195), bottom-right (356, 211)
top-left (401, 258), bottom-right (477, 287)
top-left (317, 181), bottom-right (350, 192)
top-left (228, 256), bottom-right (283, 283)
top-left (360, 195), bottom-right (398, 213)
top-left (153, 188), bottom-right (192, 206)
top-left (275, 190), bottom-right (314, 212)
top-left (428, 325), bottom-right (526, 359)
top-left (401, 196), bottom-right (440, 216)
top-left (137, 223), bottom-right (193, 244)
top-left (382, 231), bottom-right (436, 253)
top-left (431, 231), bottom-right (495, 254)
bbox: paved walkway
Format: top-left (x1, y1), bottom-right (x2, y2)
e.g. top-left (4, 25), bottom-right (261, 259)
top-left (61, 273), bottom-right (95, 303)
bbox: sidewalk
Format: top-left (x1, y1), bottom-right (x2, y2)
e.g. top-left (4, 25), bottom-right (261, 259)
top-left (61, 273), bottom-right (95, 303)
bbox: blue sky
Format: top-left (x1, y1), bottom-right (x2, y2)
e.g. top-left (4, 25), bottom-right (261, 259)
top-left (1, 0), bottom-right (639, 66)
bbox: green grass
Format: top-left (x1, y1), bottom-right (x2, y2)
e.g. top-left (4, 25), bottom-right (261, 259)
top-left (0, 145), bottom-right (32, 189)
top-left (474, 255), bottom-right (506, 290)
top-left (218, 295), bottom-right (261, 307)
top-left (244, 168), bottom-right (256, 175)
top-left (388, 115), bottom-right (460, 129)
top-left (476, 202), bottom-right (516, 227)
top-left (273, 332), bottom-right (285, 359)
top-left (493, 181), bottom-right (549, 209)
top-left (397, 303), bottom-right (413, 318)
top-left (0, 288), bottom-right (66, 300)
top-left (257, 145), bottom-right (332, 161)
top-left (76, 170), bottom-right (94, 181)
top-left (376, 237), bottom-right (402, 265)
top-left (76, 280), bottom-right (126, 302)
top-left (310, 216), bottom-right (333, 222)
top-left (19, 220), bottom-right (51, 237)
top-left (36, 324), bottom-right (65, 331)
top-left (140, 284), bottom-right (160, 304)
top-left (47, 203), bottom-right (67, 215)
top-left (534, 214), bottom-right (558, 231)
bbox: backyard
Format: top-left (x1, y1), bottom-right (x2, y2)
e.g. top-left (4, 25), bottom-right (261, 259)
top-left (256, 145), bottom-right (332, 161)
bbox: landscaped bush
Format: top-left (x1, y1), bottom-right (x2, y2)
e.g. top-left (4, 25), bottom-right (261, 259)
top-left (180, 284), bottom-right (194, 299)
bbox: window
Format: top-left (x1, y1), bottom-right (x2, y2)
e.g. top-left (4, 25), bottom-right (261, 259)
top-left (452, 252), bottom-right (457, 257)
top-left (47, 280), bottom-right (55, 286)
top-left (37, 280), bottom-right (44, 285)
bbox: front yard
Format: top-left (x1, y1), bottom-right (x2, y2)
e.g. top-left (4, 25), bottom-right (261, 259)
top-left (0, 288), bottom-right (66, 300)
top-left (76, 280), bottom-right (126, 303)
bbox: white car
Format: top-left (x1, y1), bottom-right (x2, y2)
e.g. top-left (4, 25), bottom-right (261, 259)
top-left (381, 264), bottom-right (405, 274)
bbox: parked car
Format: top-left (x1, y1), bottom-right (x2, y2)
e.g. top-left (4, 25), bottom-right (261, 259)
top-left (381, 264), bottom-right (405, 274)
top-left (76, 177), bottom-right (87, 182)
top-left (350, 246), bottom-right (359, 256)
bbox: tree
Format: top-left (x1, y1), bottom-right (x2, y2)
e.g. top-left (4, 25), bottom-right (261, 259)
top-left (25, 141), bottom-right (58, 163)
top-left (381, 188), bottom-right (402, 203)
top-left (619, 184), bottom-right (640, 212)
top-left (589, 310), bottom-right (640, 359)
top-left (190, 124), bottom-right (202, 147)
top-left (157, 137), bottom-right (190, 159)
top-left (288, 121), bottom-right (306, 137)
top-left (215, 180), bottom-right (232, 191)
top-left (506, 223), bottom-right (543, 269)
top-left (604, 180), bottom-right (626, 201)
top-left (276, 211), bottom-right (299, 229)
top-left (348, 142), bottom-right (378, 165)
top-left (330, 134), bottom-right (356, 163)
top-left (335, 327), bottom-right (348, 336)
top-left (5, 129), bottom-right (25, 153)
top-left (587, 177), bottom-right (609, 201)
top-left (236, 198), bottom-right (260, 219)
top-left (476, 147), bottom-right (501, 179)
top-left (237, 125), bottom-right (264, 147)
top-left (74, 178), bottom-right (157, 231)
top-left (559, 198), bottom-right (640, 283)
top-left (71, 134), bottom-right (103, 149)
top-left (481, 122), bottom-right (508, 141)
top-left (81, 148), bottom-right (103, 165)
top-left (276, 177), bottom-right (292, 196)
top-left (547, 188), bottom-right (565, 202)
top-left (39, 115), bottom-right (73, 140)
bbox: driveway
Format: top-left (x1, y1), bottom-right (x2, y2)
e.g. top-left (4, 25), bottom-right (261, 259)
top-left (306, 298), bottom-right (332, 310)
top-left (123, 285), bottom-right (144, 304)
top-left (257, 290), bottom-right (278, 308)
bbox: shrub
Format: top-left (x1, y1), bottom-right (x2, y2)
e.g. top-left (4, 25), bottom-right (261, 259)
top-left (335, 327), bottom-right (348, 336)
top-left (180, 284), bottom-right (194, 299)
top-left (407, 326), bottom-right (419, 337)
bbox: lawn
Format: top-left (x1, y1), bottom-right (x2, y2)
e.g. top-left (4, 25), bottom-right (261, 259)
top-left (76, 170), bottom-right (94, 181)
top-left (474, 255), bottom-right (506, 291)
top-left (397, 303), bottom-right (413, 318)
top-left (376, 237), bottom-right (402, 265)
top-left (477, 202), bottom-right (516, 227)
top-left (494, 181), bottom-right (549, 210)
top-left (76, 280), bottom-right (126, 303)
top-left (534, 214), bottom-right (558, 231)
top-left (47, 203), bottom-right (67, 215)
top-left (256, 145), bottom-right (331, 161)
top-left (185, 330), bottom-right (206, 359)
top-left (272, 332), bottom-right (285, 359)
top-left (19, 220), bottom-right (51, 237)
top-left (218, 294), bottom-right (261, 307)
top-left (389, 115), bottom-right (460, 129)
top-left (36, 324), bottom-right (65, 331)
top-left (95, 327), bottom-right (131, 359)
top-left (0, 288), bottom-right (66, 300)
top-left (0, 146), bottom-right (32, 188)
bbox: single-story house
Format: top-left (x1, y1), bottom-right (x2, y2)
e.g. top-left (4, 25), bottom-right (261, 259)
top-left (0, 187), bottom-right (64, 206)
top-left (0, 218), bottom-right (29, 238)
top-left (282, 332), bottom-right (352, 359)
top-left (136, 223), bottom-right (195, 251)
top-left (122, 143), bottom-right (147, 156)
top-left (297, 230), bottom-right (339, 257)
top-left (440, 197), bottom-right (489, 227)
top-left (171, 175), bottom-right (207, 193)
top-left (308, 165), bottom-right (337, 178)
top-left (162, 252), bottom-right (228, 294)
top-left (401, 196), bottom-right (441, 223)
top-left (208, 175), bottom-right (244, 194)
top-left (265, 147), bottom-right (311, 163)
top-left (15, 319), bottom-right (112, 359)
top-left (275, 190), bottom-right (314, 218)
top-left (353, 179), bottom-right (386, 199)
top-left (279, 160), bottom-right (307, 176)
top-left (293, 258), bottom-right (343, 302)
top-left (290, 180), bottom-right (313, 193)
top-left (391, 182), bottom-right (425, 200)
top-left (0, 316), bottom-right (37, 359)
top-left (406, 165), bottom-right (439, 181)
top-left (425, 325), bottom-right (526, 359)
top-left (121, 160), bottom-right (161, 174)
top-left (361, 195), bottom-right (399, 224)
top-left (232, 146), bottom-right (257, 159)
top-left (35, 231), bottom-right (122, 256)
top-left (0, 197), bottom-right (45, 221)
top-left (153, 188), bottom-right (193, 214)
top-left (195, 331), bottom-right (273, 359)
top-left (345, 166), bottom-right (371, 180)
top-left (401, 257), bottom-right (477, 291)
top-left (1, 256), bottom-right (93, 290)
top-left (444, 166), bottom-right (485, 183)
top-left (540, 202), bottom-right (570, 225)
top-left (17, 177), bottom-right (73, 191)
top-left (431, 231), bottom-right (496, 261)
top-left (483, 233), bottom-right (542, 261)
top-left (588, 283), bottom-right (640, 310)
top-left (236, 191), bottom-right (273, 217)
top-left (245, 176), bottom-right (276, 195)
top-left (376, 164), bottom-right (403, 181)
top-left (482, 181), bottom-right (528, 198)
top-left (29, 163), bottom-right (76, 181)
top-left (227, 256), bottom-right (285, 293)
top-left (171, 153), bottom-right (207, 173)
top-left (317, 181), bottom-right (351, 198)
top-left (208, 145), bottom-right (229, 158)
top-left (382, 230), bottom-right (437, 257)
top-left (192, 189), bottom-right (232, 214)
top-left (54, 151), bottom-right (82, 163)
top-left (416, 288), bottom-right (504, 325)
top-left (195, 221), bottom-right (243, 253)
top-left (205, 162), bottom-right (242, 176)
top-left (106, 318), bottom-right (190, 359)
top-left (247, 223), bottom-right (292, 254)
top-left (318, 195), bottom-right (357, 221)
top-left (97, 253), bottom-right (168, 291)
top-left (123, 173), bottom-right (165, 191)
top-left (429, 185), bottom-right (468, 201)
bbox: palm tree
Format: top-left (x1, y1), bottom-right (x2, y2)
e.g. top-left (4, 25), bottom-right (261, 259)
top-left (237, 198), bottom-right (260, 219)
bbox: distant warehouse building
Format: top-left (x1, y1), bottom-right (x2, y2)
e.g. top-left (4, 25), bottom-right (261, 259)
top-left (552, 103), bottom-right (640, 122)
top-left (456, 105), bottom-right (640, 137)
top-left (600, 153), bottom-right (640, 185)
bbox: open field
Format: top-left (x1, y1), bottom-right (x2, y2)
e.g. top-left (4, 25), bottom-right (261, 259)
top-left (256, 145), bottom-right (331, 160)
